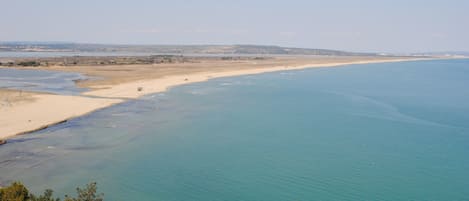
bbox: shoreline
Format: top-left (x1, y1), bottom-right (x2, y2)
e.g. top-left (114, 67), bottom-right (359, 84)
top-left (0, 94), bottom-right (123, 140)
top-left (83, 58), bottom-right (429, 99)
top-left (0, 57), bottom-right (432, 140)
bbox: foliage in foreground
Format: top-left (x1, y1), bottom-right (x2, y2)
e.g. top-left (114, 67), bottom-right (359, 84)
top-left (0, 182), bottom-right (103, 201)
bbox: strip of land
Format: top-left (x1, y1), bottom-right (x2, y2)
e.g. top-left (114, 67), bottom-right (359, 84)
top-left (0, 90), bottom-right (122, 139)
top-left (0, 56), bottom-right (430, 140)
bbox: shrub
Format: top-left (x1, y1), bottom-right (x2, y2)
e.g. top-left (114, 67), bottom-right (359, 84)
top-left (0, 182), bottom-right (30, 201)
top-left (0, 182), bottom-right (102, 201)
top-left (17, 61), bottom-right (40, 67)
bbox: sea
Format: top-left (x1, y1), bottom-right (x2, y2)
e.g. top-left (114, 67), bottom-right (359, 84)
top-left (0, 59), bottom-right (468, 200)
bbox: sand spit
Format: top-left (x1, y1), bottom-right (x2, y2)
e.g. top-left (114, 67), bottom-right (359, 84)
top-left (0, 57), bottom-right (429, 140)
top-left (0, 94), bottom-right (122, 140)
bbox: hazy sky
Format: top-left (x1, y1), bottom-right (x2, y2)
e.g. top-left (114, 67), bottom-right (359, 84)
top-left (1, 0), bottom-right (468, 53)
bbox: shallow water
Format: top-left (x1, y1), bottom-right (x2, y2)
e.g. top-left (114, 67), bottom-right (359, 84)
top-left (0, 68), bottom-right (87, 95)
top-left (0, 51), bottom-right (161, 58)
top-left (1, 59), bottom-right (469, 200)
top-left (0, 51), bottom-right (274, 58)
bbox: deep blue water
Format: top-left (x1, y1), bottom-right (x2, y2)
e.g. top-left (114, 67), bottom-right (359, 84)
top-left (1, 59), bottom-right (468, 200)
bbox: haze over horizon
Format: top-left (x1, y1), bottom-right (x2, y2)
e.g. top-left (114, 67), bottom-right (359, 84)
top-left (1, 0), bottom-right (468, 53)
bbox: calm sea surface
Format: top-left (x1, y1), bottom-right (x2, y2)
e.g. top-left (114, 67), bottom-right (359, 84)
top-left (1, 59), bottom-right (468, 200)
top-left (0, 68), bottom-right (87, 95)
top-left (0, 51), bottom-right (160, 58)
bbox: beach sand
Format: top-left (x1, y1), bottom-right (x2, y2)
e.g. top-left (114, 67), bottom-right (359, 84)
top-left (0, 56), bottom-right (428, 140)
top-left (0, 92), bottom-right (122, 139)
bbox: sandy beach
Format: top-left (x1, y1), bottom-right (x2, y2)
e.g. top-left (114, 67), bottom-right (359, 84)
top-left (0, 92), bottom-right (122, 138)
top-left (0, 56), bottom-right (428, 140)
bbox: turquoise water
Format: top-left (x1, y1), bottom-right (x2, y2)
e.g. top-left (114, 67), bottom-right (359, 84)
top-left (1, 59), bottom-right (469, 200)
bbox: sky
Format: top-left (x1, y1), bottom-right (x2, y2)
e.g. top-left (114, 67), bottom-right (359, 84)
top-left (1, 0), bottom-right (468, 53)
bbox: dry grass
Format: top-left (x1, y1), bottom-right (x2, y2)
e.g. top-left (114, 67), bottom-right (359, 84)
top-left (0, 89), bottom-right (37, 108)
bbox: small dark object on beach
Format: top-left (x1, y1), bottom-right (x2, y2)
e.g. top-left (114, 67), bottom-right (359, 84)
top-left (137, 87), bottom-right (143, 92)
top-left (184, 78), bottom-right (189, 81)
top-left (0, 139), bottom-right (6, 145)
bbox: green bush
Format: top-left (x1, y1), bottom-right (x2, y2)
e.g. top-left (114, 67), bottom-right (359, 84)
top-left (0, 182), bottom-right (30, 201)
top-left (0, 182), bottom-right (102, 201)
top-left (17, 61), bottom-right (40, 67)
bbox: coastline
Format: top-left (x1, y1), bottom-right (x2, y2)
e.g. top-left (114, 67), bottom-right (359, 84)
top-left (0, 94), bottom-right (123, 140)
top-left (0, 57), bottom-right (430, 140)
top-left (83, 58), bottom-right (428, 99)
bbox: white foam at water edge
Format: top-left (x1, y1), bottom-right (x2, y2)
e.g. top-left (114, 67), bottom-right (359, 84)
top-left (220, 82), bottom-right (233, 86)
